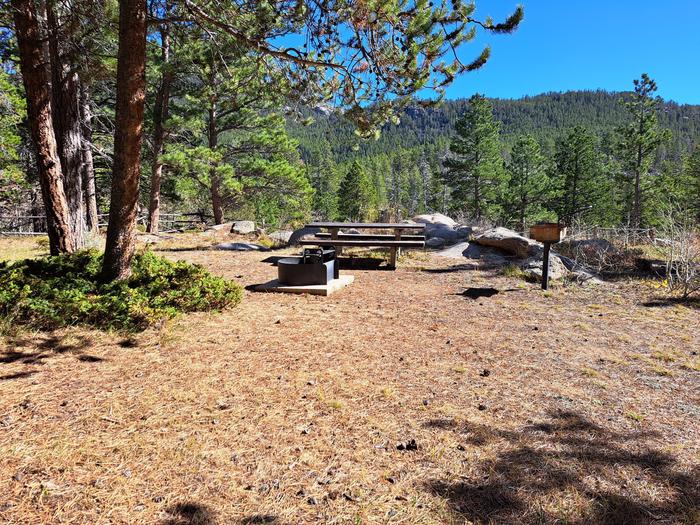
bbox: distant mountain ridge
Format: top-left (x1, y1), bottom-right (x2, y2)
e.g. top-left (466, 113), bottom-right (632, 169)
top-left (288, 90), bottom-right (700, 164)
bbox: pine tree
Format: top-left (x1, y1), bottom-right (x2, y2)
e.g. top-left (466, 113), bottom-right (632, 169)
top-left (337, 160), bottom-right (375, 221)
top-left (615, 74), bottom-right (671, 228)
top-left (503, 135), bottom-right (550, 231)
top-left (684, 145), bottom-right (700, 220)
top-left (308, 145), bottom-right (339, 220)
top-left (552, 126), bottom-right (605, 224)
top-left (0, 70), bottom-right (26, 206)
top-left (441, 94), bottom-right (505, 221)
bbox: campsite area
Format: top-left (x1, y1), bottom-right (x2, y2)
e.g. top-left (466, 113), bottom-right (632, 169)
top-left (1, 233), bottom-right (698, 525)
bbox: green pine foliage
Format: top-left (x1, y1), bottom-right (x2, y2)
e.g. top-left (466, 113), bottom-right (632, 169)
top-left (441, 94), bottom-right (506, 221)
top-left (503, 135), bottom-right (552, 230)
top-left (0, 69), bottom-right (27, 207)
top-left (157, 36), bottom-right (313, 227)
top-left (615, 74), bottom-right (672, 228)
top-left (686, 146), bottom-right (700, 220)
top-left (552, 126), bottom-right (613, 225)
top-left (0, 251), bottom-right (242, 332)
top-left (337, 160), bottom-right (376, 221)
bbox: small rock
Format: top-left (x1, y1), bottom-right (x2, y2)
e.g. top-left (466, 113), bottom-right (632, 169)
top-left (12, 471), bottom-right (24, 482)
top-left (387, 509), bottom-right (397, 518)
top-left (122, 469), bottom-right (132, 479)
top-left (231, 220), bottom-right (256, 234)
top-left (269, 230), bottom-right (293, 244)
top-left (457, 444), bottom-right (466, 451)
top-left (307, 497), bottom-right (317, 505)
top-left (477, 404), bottom-right (488, 411)
top-left (216, 399), bottom-right (230, 410)
top-left (41, 480), bottom-right (60, 491)
top-left (134, 504), bottom-right (146, 512)
top-left (152, 495), bottom-right (165, 503)
top-left (422, 399), bottom-right (430, 406)
top-left (206, 221), bottom-right (234, 232)
top-left (479, 369), bottom-right (490, 377)
top-left (397, 439), bottom-right (418, 451)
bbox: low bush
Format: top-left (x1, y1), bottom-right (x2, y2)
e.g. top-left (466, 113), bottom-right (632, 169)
top-left (0, 250), bottom-right (243, 332)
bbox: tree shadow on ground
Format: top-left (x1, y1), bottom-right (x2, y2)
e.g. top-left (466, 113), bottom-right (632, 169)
top-left (423, 410), bottom-right (699, 524)
top-left (240, 515), bottom-right (279, 524)
top-left (642, 296), bottom-right (700, 310)
top-left (0, 334), bottom-right (103, 379)
top-left (162, 502), bottom-right (217, 525)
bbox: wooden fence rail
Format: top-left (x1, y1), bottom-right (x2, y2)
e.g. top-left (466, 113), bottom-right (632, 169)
top-left (0, 212), bottom-right (211, 236)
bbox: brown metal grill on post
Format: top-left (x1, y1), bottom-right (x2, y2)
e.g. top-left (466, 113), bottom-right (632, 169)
top-left (529, 223), bottom-right (567, 290)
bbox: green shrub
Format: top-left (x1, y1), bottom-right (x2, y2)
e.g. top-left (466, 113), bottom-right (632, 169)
top-left (0, 250), bottom-right (243, 332)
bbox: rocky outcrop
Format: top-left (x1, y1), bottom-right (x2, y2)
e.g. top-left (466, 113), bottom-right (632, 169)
top-left (206, 221), bottom-right (234, 232)
top-left (231, 220), bottom-right (256, 235)
top-left (413, 213), bottom-right (457, 228)
top-left (473, 227), bottom-right (541, 258)
top-left (519, 255), bottom-right (568, 281)
top-left (288, 226), bottom-right (321, 246)
top-left (412, 213), bottom-right (472, 246)
top-left (269, 230), bottom-right (293, 244)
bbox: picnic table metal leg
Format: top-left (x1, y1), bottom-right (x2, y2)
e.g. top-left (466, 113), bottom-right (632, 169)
top-left (393, 229), bottom-right (403, 267)
top-left (331, 228), bottom-right (342, 256)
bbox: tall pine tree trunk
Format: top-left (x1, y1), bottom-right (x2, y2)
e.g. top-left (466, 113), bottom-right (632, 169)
top-left (47, 4), bottom-right (85, 249)
top-left (208, 104), bottom-right (224, 224)
top-left (147, 23), bottom-right (173, 234)
top-left (79, 81), bottom-right (99, 233)
top-left (12, 0), bottom-right (75, 254)
top-left (102, 0), bottom-right (147, 281)
top-left (630, 104), bottom-right (646, 230)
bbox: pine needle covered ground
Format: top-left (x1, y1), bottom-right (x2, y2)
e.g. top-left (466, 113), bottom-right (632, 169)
top-left (0, 234), bottom-right (698, 524)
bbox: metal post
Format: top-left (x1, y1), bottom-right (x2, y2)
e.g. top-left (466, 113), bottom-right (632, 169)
top-left (542, 242), bottom-right (551, 290)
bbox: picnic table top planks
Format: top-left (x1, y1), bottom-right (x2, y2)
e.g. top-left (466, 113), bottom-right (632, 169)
top-left (306, 221), bottom-right (425, 230)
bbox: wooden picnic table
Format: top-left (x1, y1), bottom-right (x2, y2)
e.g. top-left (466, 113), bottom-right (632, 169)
top-left (302, 222), bottom-right (426, 268)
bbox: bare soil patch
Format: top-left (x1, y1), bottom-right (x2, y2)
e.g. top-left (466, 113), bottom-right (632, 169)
top-left (1, 236), bottom-right (699, 524)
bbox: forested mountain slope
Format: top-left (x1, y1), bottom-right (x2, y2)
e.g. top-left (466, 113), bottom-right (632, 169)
top-left (289, 90), bottom-right (700, 163)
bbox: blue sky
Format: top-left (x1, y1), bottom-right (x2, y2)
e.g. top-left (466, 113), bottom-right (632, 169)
top-left (446, 0), bottom-right (700, 104)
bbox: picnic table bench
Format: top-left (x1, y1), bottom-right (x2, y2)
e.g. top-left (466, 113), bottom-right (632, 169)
top-left (299, 222), bottom-right (426, 268)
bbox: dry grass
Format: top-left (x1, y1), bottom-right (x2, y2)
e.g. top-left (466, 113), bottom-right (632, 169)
top-left (1, 235), bottom-right (699, 524)
top-left (0, 236), bottom-right (50, 261)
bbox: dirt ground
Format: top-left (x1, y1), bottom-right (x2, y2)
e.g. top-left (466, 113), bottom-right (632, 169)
top-left (1, 235), bottom-right (699, 524)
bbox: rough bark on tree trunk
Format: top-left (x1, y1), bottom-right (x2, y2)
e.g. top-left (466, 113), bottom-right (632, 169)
top-left (102, 0), bottom-right (147, 281)
top-left (147, 24), bottom-right (173, 234)
top-left (79, 81), bottom-right (99, 233)
top-left (207, 104), bottom-right (224, 224)
top-left (47, 4), bottom-right (85, 249)
top-left (12, 0), bottom-right (75, 255)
